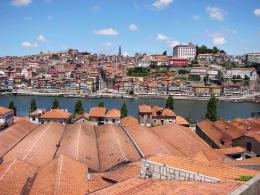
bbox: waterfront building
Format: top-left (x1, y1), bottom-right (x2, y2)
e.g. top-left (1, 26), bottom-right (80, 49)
top-left (224, 68), bottom-right (257, 80)
top-left (173, 43), bottom-right (197, 60)
top-left (39, 109), bottom-right (72, 124)
top-left (105, 109), bottom-right (121, 125)
top-left (138, 104), bottom-right (152, 127)
top-left (89, 107), bottom-right (107, 125)
top-left (151, 106), bottom-right (176, 126)
top-left (29, 109), bottom-right (46, 124)
top-left (0, 107), bottom-right (14, 129)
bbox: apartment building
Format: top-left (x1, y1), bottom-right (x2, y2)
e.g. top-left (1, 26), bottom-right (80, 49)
top-left (173, 43), bottom-right (197, 60)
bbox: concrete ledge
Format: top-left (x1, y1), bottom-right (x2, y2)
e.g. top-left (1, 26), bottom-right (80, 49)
top-left (230, 174), bottom-right (260, 195)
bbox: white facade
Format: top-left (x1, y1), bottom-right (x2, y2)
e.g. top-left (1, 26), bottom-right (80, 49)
top-left (104, 117), bottom-right (120, 125)
top-left (0, 112), bottom-right (14, 127)
top-left (247, 53), bottom-right (260, 64)
top-left (173, 43), bottom-right (197, 60)
top-left (225, 68), bottom-right (257, 80)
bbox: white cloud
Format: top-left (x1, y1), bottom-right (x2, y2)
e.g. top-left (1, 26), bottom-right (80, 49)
top-left (152, 0), bottom-right (173, 10)
top-left (123, 52), bottom-right (129, 57)
top-left (209, 33), bottom-right (226, 45)
top-left (94, 28), bottom-right (119, 36)
top-left (254, 8), bottom-right (260, 16)
top-left (11, 0), bottom-right (32, 6)
top-left (37, 34), bottom-right (47, 42)
top-left (21, 41), bottom-right (38, 48)
top-left (156, 33), bottom-right (169, 41)
top-left (167, 40), bottom-right (180, 47)
top-left (129, 24), bottom-right (139, 31)
top-left (104, 42), bottom-right (112, 47)
top-left (206, 6), bottom-right (226, 21)
top-left (192, 15), bottom-right (201, 20)
top-left (47, 15), bottom-right (53, 20)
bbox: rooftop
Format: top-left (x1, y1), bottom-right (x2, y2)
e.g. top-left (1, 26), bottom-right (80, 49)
top-left (40, 109), bottom-right (71, 119)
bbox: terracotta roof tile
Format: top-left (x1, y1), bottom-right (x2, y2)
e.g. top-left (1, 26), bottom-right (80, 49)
top-left (0, 107), bottom-right (12, 115)
top-left (106, 109), bottom-right (120, 118)
top-left (30, 155), bottom-right (88, 195)
top-left (217, 147), bottom-right (246, 155)
top-left (176, 115), bottom-right (190, 126)
top-left (225, 157), bottom-right (260, 166)
top-left (3, 122), bottom-right (65, 166)
top-left (96, 125), bottom-right (141, 171)
top-left (138, 105), bottom-right (152, 113)
top-left (41, 109), bottom-right (71, 119)
top-left (89, 107), bottom-right (107, 118)
top-left (151, 123), bottom-right (211, 157)
top-left (55, 123), bottom-right (100, 171)
top-left (147, 154), bottom-right (260, 182)
top-left (0, 120), bottom-right (37, 158)
top-left (0, 159), bottom-right (38, 195)
top-left (93, 178), bottom-right (242, 195)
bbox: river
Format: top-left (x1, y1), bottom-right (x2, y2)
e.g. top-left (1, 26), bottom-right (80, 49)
top-left (0, 95), bottom-right (259, 123)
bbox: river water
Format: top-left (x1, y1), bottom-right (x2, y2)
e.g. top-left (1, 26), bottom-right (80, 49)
top-left (0, 95), bottom-right (259, 123)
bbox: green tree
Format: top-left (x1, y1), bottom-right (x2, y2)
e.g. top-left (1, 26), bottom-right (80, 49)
top-left (74, 99), bottom-right (84, 115)
top-left (8, 101), bottom-right (17, 116)
top-left (98, 101), bottom-right (105, 107)
top-left (165, 96), bottom-right (174, 111)
top-left (52, 98), bottom-right (60, 109)
top-left (162, 51), bottom-right (167, 56)
top-left (29, 98), bottom-right (37, 113)
top-left (205, 96), bottom-right (218, 122)
top-left (120, 102), bottom-right (128, 118)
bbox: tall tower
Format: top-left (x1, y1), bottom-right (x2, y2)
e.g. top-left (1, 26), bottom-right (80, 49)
top-left (118, 46), bottom-right (122, 56)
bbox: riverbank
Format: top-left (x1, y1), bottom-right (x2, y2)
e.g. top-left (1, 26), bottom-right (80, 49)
top-left (1, 91), bottom-right (259, 103)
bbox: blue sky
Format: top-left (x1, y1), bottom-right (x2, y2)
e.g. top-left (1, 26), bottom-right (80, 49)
top-left (0, 0), bottom-right (259, 56)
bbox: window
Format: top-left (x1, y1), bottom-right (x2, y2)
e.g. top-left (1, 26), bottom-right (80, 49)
top-left (246, 142), bottom-right (252, 152)
top-left (32, 117), bottom-right (36, 121)
top-left (112, 119), bottom-right (116, 123)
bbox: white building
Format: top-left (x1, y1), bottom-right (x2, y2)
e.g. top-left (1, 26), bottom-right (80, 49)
top-left (247, 53), bottom-right (260, 64)
top-left (173, 43), bottom-right (197, 60)
top-left (224, 68), bottom-right (257, 81)
top-left (0, 107), bottom-right (14, 129)
top-left (29, 109), bottom-right (46, 124)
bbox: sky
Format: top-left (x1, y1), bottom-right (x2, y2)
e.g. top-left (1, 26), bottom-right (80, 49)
top-left (0, 0), bottom-right (259, 56)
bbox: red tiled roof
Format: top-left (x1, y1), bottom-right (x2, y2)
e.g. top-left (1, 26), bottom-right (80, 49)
top-left (0, 107), bottom-right (12, 115)
top-left (106, 109), bottom-right (120, 118)
top-left (30, 155), bottom-right (88, 195)
top-left (176, 115), bottom-right (190, 126)
top-left (217, 147), bottom-right (246, 155)
top-left (89, 107), bottom-right (107, 118)
top-left (40, 109), bottom-right (71, 119)
top-left (138, 105), bottom-right (152, 113)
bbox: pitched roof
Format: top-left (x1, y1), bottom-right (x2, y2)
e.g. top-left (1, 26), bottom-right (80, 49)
top-left (217, 147), bottom-right (246, 155)
top-left (176, 115), bottom-right (190, 126)
top-left (120, 116), bottom-right (138, 126)
top-left (0, 159), bottom-right (38, 195)
top-left (3, 122), bottom-right (65, 166)
top-left (102, 162), bottom-right (140, 183)
top-left (147, 154), bottom-right (260, 182)
top-left (0, 107), bottom-right (12, 115)
top-left (89, 107), bottom-right (107, 118)
top-left (40, 109), bottom-right (71, 119)
top-left (55, 123), bottom-right (100, 171)
top-left (106, 109), bottom-right (120, 118)
top-left (161, 108), bottom-right (176, 117)
top-left (96, 125), bottom-right (141, 171)
top-left (121, 122), bottom-right (183, 157)
top-left (30, 155), bottom-right (88, 195)
top-left (225, 157), bottom-right (260, 166)
top-left (138, 104), bottom-right (152, 113)
top-left (151, 123), bottom-right (211, 157)
top-left (196, 119), bottom-right (232, 148)
top-left (0, 120), bottom-right (37, 158)
top-left (93, 178), bottom-right (242, 195)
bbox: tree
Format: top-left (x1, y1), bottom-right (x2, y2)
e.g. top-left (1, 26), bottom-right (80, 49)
top-left (8, 101), bottom-right (17, 116)
top-left (74, 99), bottom-right (84, 115)
top-left (205, 96), bottom-right (218, 122)
top-left (162, 51), bottom-right (167, 56)
top-left (52, 98), bottom-right (60, 109)
top-left (165, 96), bottom-right (174, 111)
top-left (98, 101), bottom-right (105, 107)
top-left (29, 98), bottom-right (37, 113)
top-left (120, 102), bottom-right (128, 118)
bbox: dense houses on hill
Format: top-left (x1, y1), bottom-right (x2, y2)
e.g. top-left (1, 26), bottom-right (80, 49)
top-left (0, 49), bottom-right (259, 98)
top-left (0, 115), bottom-right (259, 194)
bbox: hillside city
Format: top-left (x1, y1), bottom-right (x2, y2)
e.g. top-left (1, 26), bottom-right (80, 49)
top-left (0, 45), bottom-right (259, 102)
top-left (1, 0), bottom-right (260, 194)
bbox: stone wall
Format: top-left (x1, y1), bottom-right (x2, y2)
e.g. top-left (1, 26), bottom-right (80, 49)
top-left (140, 159), bottom-right (220, 183)
top-left (230, 174), bottom-right (260, 195)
